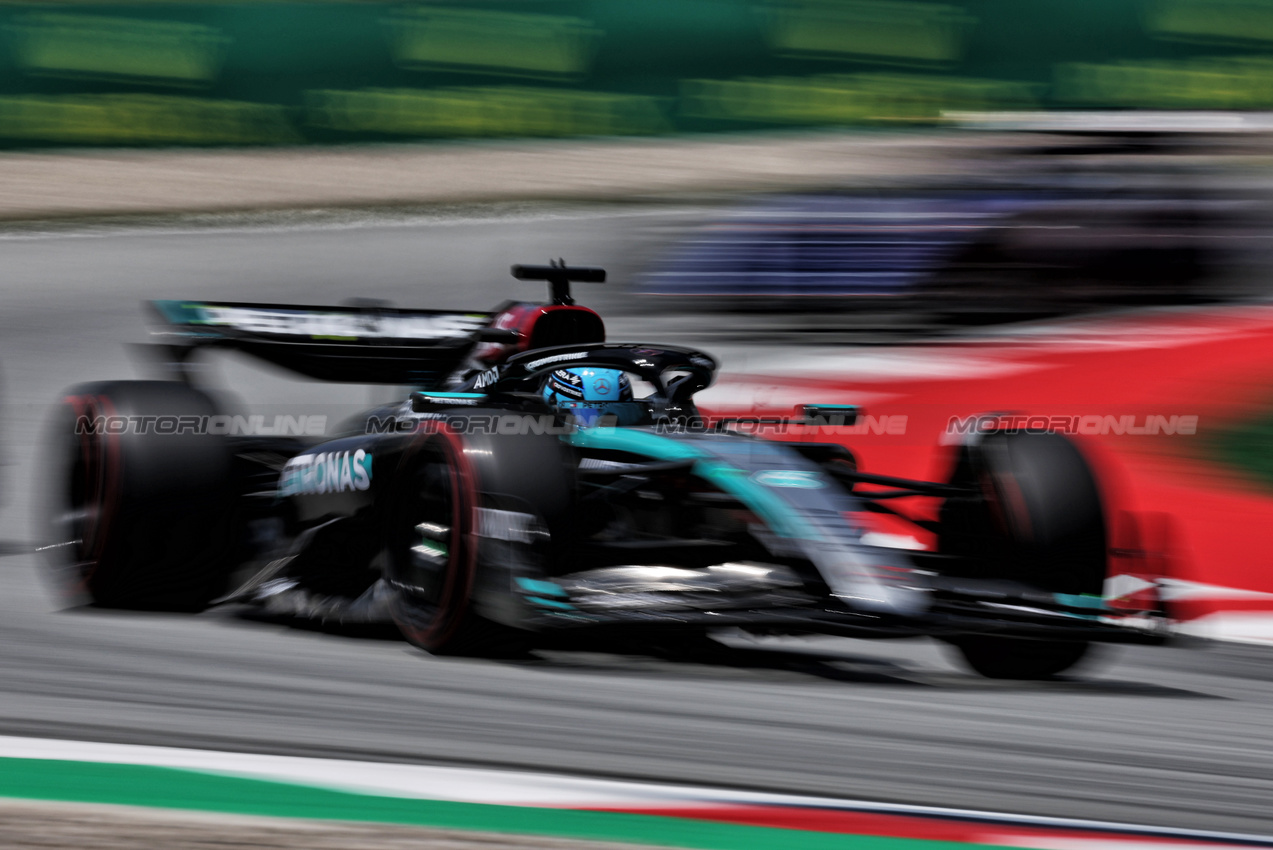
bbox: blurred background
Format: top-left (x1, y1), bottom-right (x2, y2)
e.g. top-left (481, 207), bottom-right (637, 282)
top-left (3, 0), bottom-right (1273, 144)
top-left (3, 0), bottom-right (1273, 323)
top-left (6, 0), bottom-right (1273, 846)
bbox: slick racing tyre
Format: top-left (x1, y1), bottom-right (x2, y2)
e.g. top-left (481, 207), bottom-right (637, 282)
top-left (949, 635), bottom-right (1090, 680)
top-left (384, 425), bottom-right (486, 655)
top-left (939, 430), bottom-right (1107, 679)
top-left (384, 420), bottom-right (574, 657)
top-left (43, 381), bottom-right (239, 611)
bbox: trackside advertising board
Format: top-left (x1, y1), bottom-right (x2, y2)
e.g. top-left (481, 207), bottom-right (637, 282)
top-left (0, 0), bottom-right (1271, 146)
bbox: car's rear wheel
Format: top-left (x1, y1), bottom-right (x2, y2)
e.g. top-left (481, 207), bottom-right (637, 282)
top-left (939, 430), bottom-right (1107, 679)
top-left (43, 381), bottom-right (239, 611)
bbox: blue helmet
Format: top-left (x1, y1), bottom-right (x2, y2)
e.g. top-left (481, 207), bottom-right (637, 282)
top-left (542, 367), bottom-right (640, 426)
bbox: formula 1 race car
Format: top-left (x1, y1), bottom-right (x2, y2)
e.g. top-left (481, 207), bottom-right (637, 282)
top-left (43, 263), bottom-right (1169, 679)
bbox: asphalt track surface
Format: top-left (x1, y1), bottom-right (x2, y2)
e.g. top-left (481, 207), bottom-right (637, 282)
top-left (0, 204), bottom-right (1272, 835)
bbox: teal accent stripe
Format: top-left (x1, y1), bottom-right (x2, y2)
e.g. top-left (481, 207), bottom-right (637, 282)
top-left (1054, 594), bottom-right (1109, 611)
top-left (695, 460), bottom-right (819, 539)
top-left (0, 758), bottom-right (985, 850)
top-left (567, 427), bottom-right (706, 462)
top-left (565, 428), bottom-right (819, 539)
top-left (151, 300), bottom-right (210, 325)
top-left (516, 578), bottom-right (568, 597)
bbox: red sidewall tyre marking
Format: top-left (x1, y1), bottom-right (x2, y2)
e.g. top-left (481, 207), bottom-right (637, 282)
top-left (396, 422), bottom-right (479, 650)
top-left (63, 394), bottom-right (121, 591)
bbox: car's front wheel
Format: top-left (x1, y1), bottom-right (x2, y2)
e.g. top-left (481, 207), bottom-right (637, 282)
top-left (949, 636), bottom-right (1091, 680)
top-left (939, 430), bottom-right (1107, 679)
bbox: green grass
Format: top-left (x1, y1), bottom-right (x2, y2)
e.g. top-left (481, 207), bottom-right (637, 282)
top-left (1209, 407), bottom-right (1273, 492)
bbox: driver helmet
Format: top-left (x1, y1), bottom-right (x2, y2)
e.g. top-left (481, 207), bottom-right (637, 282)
top-left (542, 367), bottom-right (638, 426)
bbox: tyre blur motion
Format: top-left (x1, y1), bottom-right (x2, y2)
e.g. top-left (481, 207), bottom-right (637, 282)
top-left (7, 0), bottom-right (1273, 846)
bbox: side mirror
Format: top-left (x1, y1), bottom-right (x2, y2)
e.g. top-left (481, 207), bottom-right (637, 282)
top-left (474, 327), bottom-right (521, 344)
top-left (798, 404), bottom-right (861, 426)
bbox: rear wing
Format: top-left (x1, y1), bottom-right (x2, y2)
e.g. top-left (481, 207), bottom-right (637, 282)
top-left (148, 300), bottom-right (491, 385)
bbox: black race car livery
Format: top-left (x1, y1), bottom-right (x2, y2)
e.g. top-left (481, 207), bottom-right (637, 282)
top-left (44, 263), bottom-right (1171, 679)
